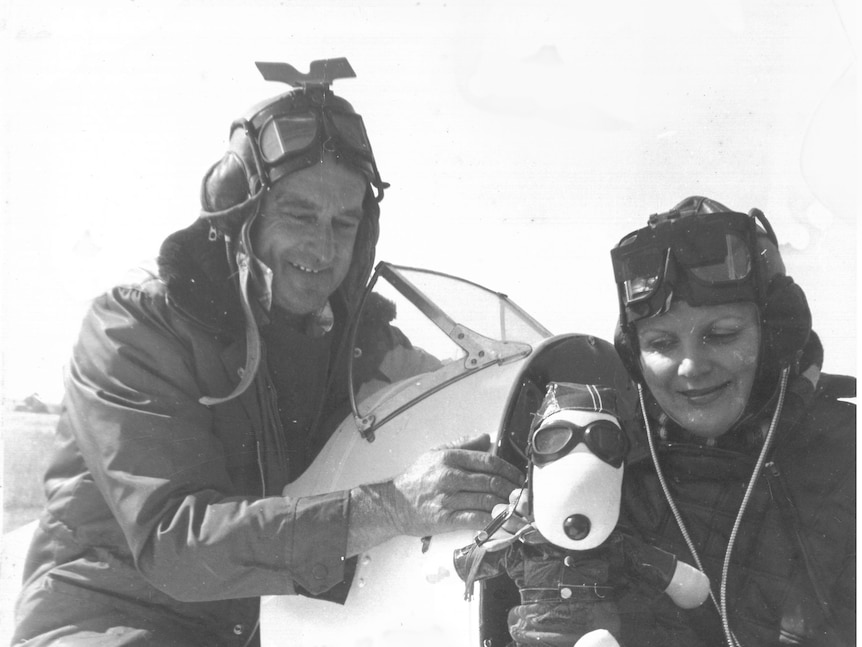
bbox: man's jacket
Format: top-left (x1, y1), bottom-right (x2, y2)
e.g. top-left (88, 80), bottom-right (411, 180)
top-left (13, 217), bottom-right (402, 646)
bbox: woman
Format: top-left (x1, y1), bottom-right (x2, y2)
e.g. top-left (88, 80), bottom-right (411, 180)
top-left (609, 196), bottom-right (855, 646)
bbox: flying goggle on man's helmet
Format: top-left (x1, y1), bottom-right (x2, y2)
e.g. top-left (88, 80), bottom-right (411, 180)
top-left (200, 58), bottom-right (388, 234)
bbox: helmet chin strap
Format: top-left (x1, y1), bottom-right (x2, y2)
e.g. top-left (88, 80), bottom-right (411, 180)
top-left (198, 208), bottom-right (265, 407)
top-left (638, 366), bottom-right (790, 647)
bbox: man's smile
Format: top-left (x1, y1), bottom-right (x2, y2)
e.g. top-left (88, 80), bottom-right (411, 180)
top-left (289, 261), bottom-right (323, 274)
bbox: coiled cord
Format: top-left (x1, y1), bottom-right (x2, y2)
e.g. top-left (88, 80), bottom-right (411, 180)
top-left (718, 366), bottom-right (789, 646)
top-left (637, 366), bottom-right (790, 647)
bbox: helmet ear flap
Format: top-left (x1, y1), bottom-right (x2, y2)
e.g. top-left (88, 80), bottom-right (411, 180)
top-left (201, 151), bottom-right (253, 213)
top-left (199, 138), bottom-right (263, 236)
top-left (761, 274), bottom-right (812, 368)
top-left (614, 320), bottom-right (643, 383)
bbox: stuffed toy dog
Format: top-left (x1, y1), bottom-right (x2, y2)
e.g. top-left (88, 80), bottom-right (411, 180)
top-left (454, 382), bottom-right (710, 647)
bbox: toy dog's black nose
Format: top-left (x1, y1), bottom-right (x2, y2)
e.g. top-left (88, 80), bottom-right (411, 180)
top-left (563, 514), bottom-right (590, 540)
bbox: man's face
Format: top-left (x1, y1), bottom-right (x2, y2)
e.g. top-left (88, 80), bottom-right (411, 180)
top-left (253, 155), bottom-right (366, 316)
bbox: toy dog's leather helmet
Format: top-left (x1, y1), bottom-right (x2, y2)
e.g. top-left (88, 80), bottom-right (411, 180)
top-left (611, 196), bottom-right (811, 410)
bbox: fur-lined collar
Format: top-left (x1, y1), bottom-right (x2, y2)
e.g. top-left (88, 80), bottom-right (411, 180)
top-left (157, 219), bottom-right (246, 336)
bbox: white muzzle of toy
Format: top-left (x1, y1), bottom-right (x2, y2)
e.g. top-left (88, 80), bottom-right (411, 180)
top-left (530, 411), bottom-right (624, 550)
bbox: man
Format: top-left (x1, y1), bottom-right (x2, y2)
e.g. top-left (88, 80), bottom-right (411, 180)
top-left (12, 59), bottom-right (522, 646)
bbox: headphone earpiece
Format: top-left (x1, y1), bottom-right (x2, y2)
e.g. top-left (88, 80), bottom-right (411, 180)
top-left (199, 143), bottom-right (263, 237)
top-left (761, 274), bottom-right (812, 368)
top-left (613, 320), bottom-right (643, 384)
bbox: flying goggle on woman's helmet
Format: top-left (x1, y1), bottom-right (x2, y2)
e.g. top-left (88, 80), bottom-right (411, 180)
top-left (611, 200), bottom-right (777, 327)
top-left (200, 58), bottom-right (388, 235)
top-left (610, 196), bottom-right (811, 387)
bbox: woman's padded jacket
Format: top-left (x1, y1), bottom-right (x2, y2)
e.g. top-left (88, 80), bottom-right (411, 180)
top-left (615, 349), bottom-right (855, 647)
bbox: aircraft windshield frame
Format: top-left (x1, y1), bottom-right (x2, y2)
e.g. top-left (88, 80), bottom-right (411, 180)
top-left (347, 262), bottom-right (553, 440)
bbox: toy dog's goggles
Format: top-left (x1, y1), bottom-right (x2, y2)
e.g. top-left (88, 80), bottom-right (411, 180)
top-left (529, 420), bottom-right (629, 468)
top-left (611, 211), bottom-right (762, 324)
top-left (243, 106), bottom-right (386, 197)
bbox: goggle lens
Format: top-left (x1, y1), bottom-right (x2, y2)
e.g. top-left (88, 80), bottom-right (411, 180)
top-left (532, 425), bottom-right (572, 456)
top-left (684, 233), bottom-right (751, 283)
top-left (328, 112), bottom-right (372, 156)
top-left (621, 248), bottom-right (667, 303)
top-left (257, 111), bottom-right (374, 166)
top-left (613, 213), bottom-right (755, 318)
top-left (259, 114), bottom-right (319, 164)
top-left (531, 420), bottom-right (628, 468)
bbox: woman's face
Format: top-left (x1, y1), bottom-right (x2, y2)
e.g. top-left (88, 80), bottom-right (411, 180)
top-left (636, 300), bottom-right (761, 438)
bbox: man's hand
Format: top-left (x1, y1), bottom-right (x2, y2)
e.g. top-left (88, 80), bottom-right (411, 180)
top-left (387, 434), bottom-right (524, 536)
top-left (347, 434), bottom-right (523, 555)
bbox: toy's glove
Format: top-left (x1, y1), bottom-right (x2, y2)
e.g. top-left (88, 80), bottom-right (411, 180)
top-left (665, 560), bottom-right (710, 609)
top-left (477, 488), bottom-right (544, 551)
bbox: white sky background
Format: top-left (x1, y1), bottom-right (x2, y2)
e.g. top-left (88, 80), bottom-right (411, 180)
top-left (0, 0), bottom-right (857, 403)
